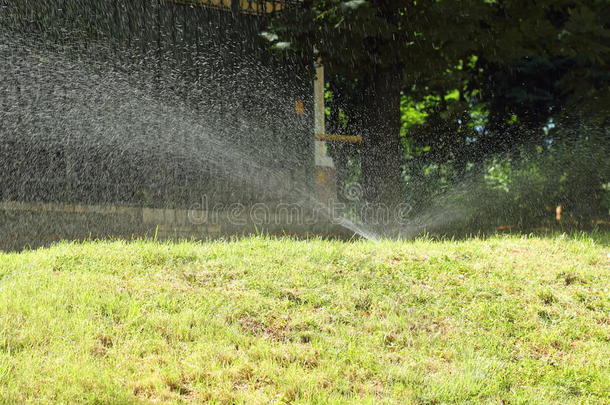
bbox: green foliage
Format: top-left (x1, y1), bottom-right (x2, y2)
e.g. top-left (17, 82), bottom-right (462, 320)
top-left (412, 127), bottom-right (610, 234)
top-left (269, 0), bottom-right (610, 158)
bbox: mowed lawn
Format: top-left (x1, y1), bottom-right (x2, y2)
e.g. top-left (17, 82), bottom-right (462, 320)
top-left (0, 235), bottom-right (609, 404)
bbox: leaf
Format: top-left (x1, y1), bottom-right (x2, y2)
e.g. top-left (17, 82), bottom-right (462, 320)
top-left (260, 31), bottom-right (278, 42)
top-left (341, 0), bottom-right (368, 11)
top-left (272, 42), bottom-right (292, 51)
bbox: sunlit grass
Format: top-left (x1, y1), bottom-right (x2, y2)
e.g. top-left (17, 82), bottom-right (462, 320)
top-left (0, 234), bottom-right (609, 404)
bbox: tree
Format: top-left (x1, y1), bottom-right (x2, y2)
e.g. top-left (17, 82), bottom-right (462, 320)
top-left (268, 0), bottom-right (610, 207)
top-left (267, 0), bottom-right (493, 204)
top-left (268, 1), bottom-right (402, 204)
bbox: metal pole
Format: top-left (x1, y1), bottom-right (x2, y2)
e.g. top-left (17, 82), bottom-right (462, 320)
top-left (314, 58), bottom-right (333, 168)
top-left (313, 55), bottom-right (336, 203)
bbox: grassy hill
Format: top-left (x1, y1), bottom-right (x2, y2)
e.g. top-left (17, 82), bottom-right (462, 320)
top-left (0, 234), bottom-right (609, 404)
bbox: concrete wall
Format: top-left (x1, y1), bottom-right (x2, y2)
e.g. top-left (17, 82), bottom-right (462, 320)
top-left (0, 200), bottom-right (353, 251)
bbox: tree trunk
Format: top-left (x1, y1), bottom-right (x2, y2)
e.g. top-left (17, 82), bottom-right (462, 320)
top-left (360, 65), bottom-right (404, 206)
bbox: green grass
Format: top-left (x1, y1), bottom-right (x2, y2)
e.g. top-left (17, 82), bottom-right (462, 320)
top-left (0, 234), bottom-right (609, 404)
